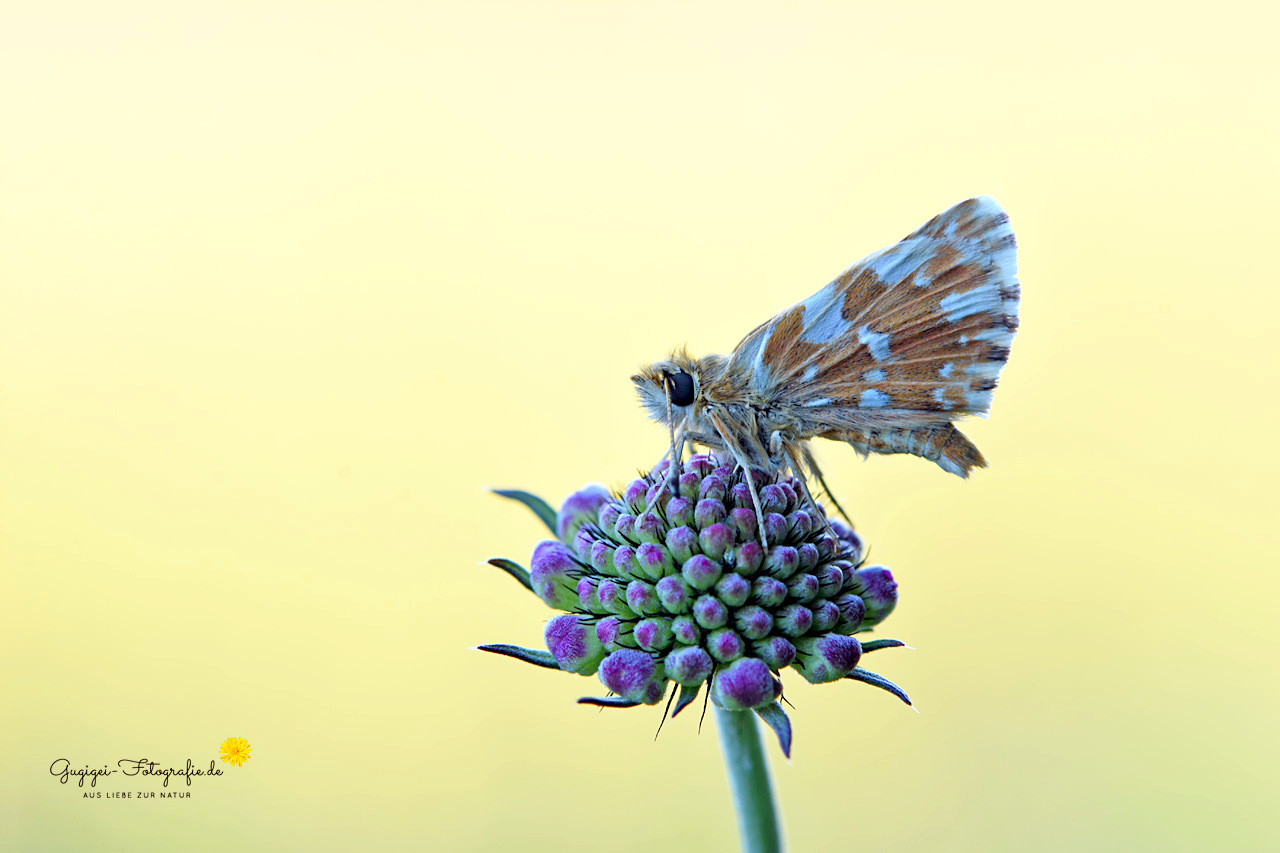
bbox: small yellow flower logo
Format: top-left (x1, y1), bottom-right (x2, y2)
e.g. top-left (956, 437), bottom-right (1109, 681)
top-left (219, 737), bottom-right (252, 767)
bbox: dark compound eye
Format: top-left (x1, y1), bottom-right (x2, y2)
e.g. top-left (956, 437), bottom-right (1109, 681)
top-left (666, 371), bottom-right (695, 406)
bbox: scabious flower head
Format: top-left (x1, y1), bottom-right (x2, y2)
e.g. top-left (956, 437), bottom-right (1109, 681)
top-left (482, 455), bottom-right (910, 757)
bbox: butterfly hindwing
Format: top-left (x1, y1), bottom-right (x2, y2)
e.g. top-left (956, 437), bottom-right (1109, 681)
top-left (729, 195), bottom-right (1019, 423)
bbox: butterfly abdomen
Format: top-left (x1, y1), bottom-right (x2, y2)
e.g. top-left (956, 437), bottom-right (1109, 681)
top-left (836, 423), bottom-right (987, 478)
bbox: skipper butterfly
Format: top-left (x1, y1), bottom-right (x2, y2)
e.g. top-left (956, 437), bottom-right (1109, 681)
top-left (632, 196), bottom-right (1019, 544)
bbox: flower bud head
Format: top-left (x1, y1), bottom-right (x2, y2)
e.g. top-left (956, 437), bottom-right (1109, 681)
top-left (816, 563), bottom-right (844, 597)
top-left (595, 616), bottom-right (636, 651)
top-left (611, 545), bottom-right (638, 578)
top-left (694, 498), bottom-right (727, 529)
top-left (759, 484), bottom-right (789, 514)
top-left (847, 565), bottom-right (898, 627)
top-left (634, 542), bottom-right (673, 581)
top-left (655, 575), bottom-right (693, 614)
top-left (786, 509), bottom-right (814, 539)
top-left (734, 541), bottom-right (765, 576)
top-left (764, 545), bottom-right (800, 580)
top-left (774, 603), bottom-right (814, 637)
top-left (751, 576), bottom-right (787, 608)
top-left (626, 580), bottom-right (659, 616)
top-left (753, 636), bottom-right (797, 670)
top-left (577, 577), bottom-right (602, 612)
top-left (665, 525), bottom-right (698, 563)
top-left (715, 573), bottom-right (751, 608)
top-left (763, 513), bottom-right (789, 547)
top-left (557, 485), bottom-right (611, 543)
top-left (677, 472), bottom-right (701, 500)
top-left (665, 645), bottom-right (714, 686)
top-left (634, 617), bottom-right (675, 652)
top-left (634, 511), bottom-right (664, 545)
top-left (798, 543), bottom-right (820, 573)
top-left (682, 554), bottom-right (722, 591)
top-left (793, 634), bottom-right (862, 683)
top-left (544, 614), bottom-right (607, 675)
top-left (666, 496), bottom-right (694, 527)
top-left (597, 502), bottom-right (621, 534)
top-left (599, 649), bottom-right (666, 704)
top-left (671, 615), bottom-right (701, 645)
top-left (596, 578), bottom-right (634, 616)
top-left (730, 482), bottom-right (754, 509)
top-left (833, 593), bottom-right (867, 634)
top-left (530, 541), bottom-right (581, 610)
top-left (613, 513), bottom-right (637, 542)
top-left (698, 475), bottom-right (727, 502)
top-left (734, 605), bottom-right (773, 639)
top-left (590, 540), bottom-right (617, 576)
top-left (712, 657), bottom-right (782, 711)
top-left (708, 628), bottom-right (745, 662)
top-left (698, 523), bottom-right (735, 561)
top-left (810, 598), bottom-right (840, 632)
top-left (786, 573), bottom-right (819, 604)
top-left (623, 478), bottom-right (649, 512)
top-left (693, 594), bottom-right (729, 630)
top-left (728, 508), bottom-right (758, 543)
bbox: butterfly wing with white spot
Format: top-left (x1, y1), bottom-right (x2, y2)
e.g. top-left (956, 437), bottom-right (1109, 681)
top-left (728, 196), bottom-right (1019, 426)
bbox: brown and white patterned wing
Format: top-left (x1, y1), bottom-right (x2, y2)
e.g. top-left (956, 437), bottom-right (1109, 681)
top-left (727, 195), bottom-right (1019, 424)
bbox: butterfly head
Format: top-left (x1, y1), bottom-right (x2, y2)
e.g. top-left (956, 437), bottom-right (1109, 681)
top-left (631, 350), bottom-right (703, 426)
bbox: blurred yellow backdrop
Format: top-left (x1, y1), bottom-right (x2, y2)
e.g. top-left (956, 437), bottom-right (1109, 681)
top-left (3, 1), bottom-right (1278, 850)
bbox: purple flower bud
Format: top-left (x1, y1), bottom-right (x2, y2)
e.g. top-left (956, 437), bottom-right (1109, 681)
top-left (763, 513), bottom-right (789, 546)
top-left (613, 513), bottom-right (637, 542)
top-left (599, 649), bottom-right (665, 704)
top-left (793, 634), bottom-right (862, 683)
top-left (634, 542), bottom-right (673, 581)
top-left (727, 508), bottom-right (758, 543)
top-left (730, 482), bottom-right (754, 509)
top-left (688, 454), bottom-right (715, 476)
top-left (634, 511), bottom-right (665, 545)
top-left (777, 482), bottom-right (798, 510)
top-left (693, 595), bottom-right (729, 630)
top-left (786, 510), bottom-right (814, 539)
top-left (665, 525), bottom-right (698, 563)
top-left (810, 598), bottom-right (840, 632)
top-left (694, 498), bottom-right (727, 530)
top-left (590, 540), bottom-right (617, 576)
top-left (666, 496), bottom-right (694, 527)
top-left (557, 485), bottom-right (611, 543)
top-left (764, 545), bottom-right (800, 580)
top-left (711, 464), bottom-right (733, 481)
top-left (708, 628), bottom-right (745, 662)
top-left (597, 502), bottom-right (621, 534)
top-left (665, 646), bottom-right (713, 686)
top-left (596, 578), bottom-right (634, 616)
top-left (571, 526), bottom-right (595, 561)
top-left (786, 573), bottom-right (819, 603)
top-left (797, 543), bottom-right (820, 573)
top-left (698, 523), bottom-right (735, 561)
top-left (595, 616), bottom-right (636, 650)
top-left (611, 545), bottom-right (638, 577)
top-left (734, 605), bottom-right (773, 639)
top-left (699, 475), bottom-right (727, 502)
top-left (847, 565), bottom-right (898, 627)
top-left (530, 541), bottom-right (581, 610)
top-left (655, 575), bottom-right (693, 614)
top-left (577, 577), bottom-right (602, 612)
top-left (715, 573), bottom-right (751, 608)
top-left (544, 614), bottom-right (607, 675)
top-left (682, 554), bottom-right (722, 591)
top-left (671, 615), bottom-right (701, 645)
top-left (832, 593), bottom-right (866, 634)
top-left (622, 478), bottom-right (649, 512)
top-left (644, 481), bottom-right (673, 513)
top-left (634, 617), bottom-right (675, 652)
top-left (753, 636), bottom-right (797, 670)
top-left (677, 472), bottom-right (701, 500)
top-left (774, 603), bottom-right (814, 637)
top-left (816, 563), bottom-right (844, 597)
top-left (734, 541), bottom-right (765, 576)
top-left (760, 484), bottom-right (789, 514)
top-left (751, 576), bottom-right (787, 608)
top-left (626, 580), bottom-right (659, 616)
top-left (712, 657), bottom-right (781, 711)
top-left (815, 533), bottom-right (838, 561)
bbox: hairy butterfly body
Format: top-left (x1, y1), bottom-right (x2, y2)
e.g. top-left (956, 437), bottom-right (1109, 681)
top-left (633, 196), bottom-right (1020, 541)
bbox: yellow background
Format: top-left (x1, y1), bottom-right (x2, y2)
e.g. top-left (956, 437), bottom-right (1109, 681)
top-left (3, 2), bottom-right (1278, 850)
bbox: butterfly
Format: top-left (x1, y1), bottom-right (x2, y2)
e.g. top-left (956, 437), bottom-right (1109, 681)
top-left (631, 196), bottom-right (1019, 545)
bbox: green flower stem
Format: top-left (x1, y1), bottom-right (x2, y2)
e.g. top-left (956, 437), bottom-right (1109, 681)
top-left (715, 706), bottom-right (784, 853)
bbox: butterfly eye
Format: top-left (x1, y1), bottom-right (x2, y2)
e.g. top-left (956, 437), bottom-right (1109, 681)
top-left (666, 371), bottom-right (695, 407)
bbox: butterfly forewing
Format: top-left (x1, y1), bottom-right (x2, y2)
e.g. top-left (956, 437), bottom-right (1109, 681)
top-left (729, 195), bottom-right (1019, 423)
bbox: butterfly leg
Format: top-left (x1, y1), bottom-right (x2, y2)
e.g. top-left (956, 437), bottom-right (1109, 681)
top-left (706, 411), bottom-right (770, 549)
